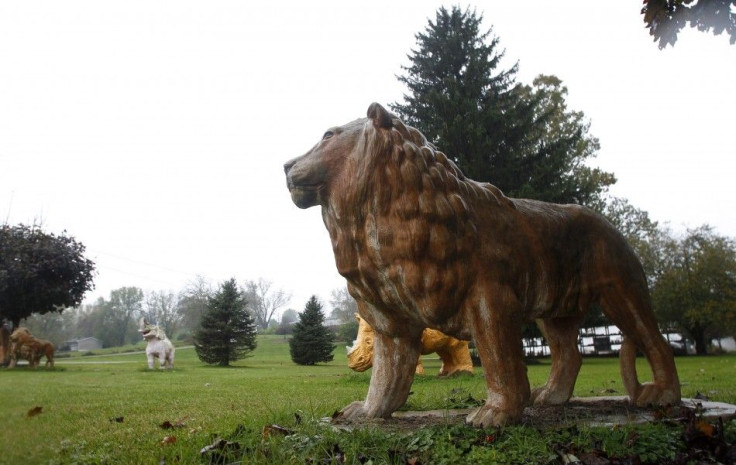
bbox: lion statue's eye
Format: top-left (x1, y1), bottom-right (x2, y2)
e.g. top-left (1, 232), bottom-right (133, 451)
top-left (323, 131), bottom-right (334, 140)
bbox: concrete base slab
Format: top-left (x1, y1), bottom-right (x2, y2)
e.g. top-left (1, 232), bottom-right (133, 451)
top-left (390, 397), bottom-right (736, 428)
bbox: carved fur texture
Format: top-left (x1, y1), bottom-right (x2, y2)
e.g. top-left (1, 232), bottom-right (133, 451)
top-left (284, 103), bottom-right (681, 427)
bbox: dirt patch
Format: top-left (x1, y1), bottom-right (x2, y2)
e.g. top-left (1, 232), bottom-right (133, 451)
top-left (332, 397), bottom-right (736, 432)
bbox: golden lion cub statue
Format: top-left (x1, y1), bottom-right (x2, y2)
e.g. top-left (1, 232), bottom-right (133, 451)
top-left (348, 313), bottom-right (473, 376)
top-left (284, 103), bottom-right (680, 427)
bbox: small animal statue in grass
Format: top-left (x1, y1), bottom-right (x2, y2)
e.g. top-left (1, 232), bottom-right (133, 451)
top-left (138, 317), bottom-right (175, 370)
top-left (347, 313), bottom-right (473, 377)
top-left (7, 327), bottom-right (55, 368)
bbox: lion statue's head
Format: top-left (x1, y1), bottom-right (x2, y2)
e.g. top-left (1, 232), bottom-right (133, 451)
top-left (284, 103), bottom-right (509, 335)
top-left (138, 317), bottom-right (168, 341)
top-left (284, 102), bottom-right (489, 213)
top-left (9, 327), bottom-right (34, 347)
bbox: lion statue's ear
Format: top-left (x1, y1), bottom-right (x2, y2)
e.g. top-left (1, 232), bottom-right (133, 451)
top-left (367, 102), bottom-right (393, 129)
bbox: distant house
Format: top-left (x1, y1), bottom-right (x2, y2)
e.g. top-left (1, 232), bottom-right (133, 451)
top-left (64, 337), bottom-right (103, 352)
top-left (323, 318), bottom-right (342, 328)
top-left (522, 325), bottom-right (697, 357)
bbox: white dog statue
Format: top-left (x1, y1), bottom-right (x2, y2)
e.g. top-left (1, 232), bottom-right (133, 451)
top-left (138, 317), bottom-right (175, 369)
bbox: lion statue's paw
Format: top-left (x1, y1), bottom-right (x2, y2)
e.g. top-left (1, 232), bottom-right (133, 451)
top-left (530, 385), bottom-right (571, 406)
top-left (466, 404), bottom-right (521, 428)
top-left (632, 382), bottom-right (680, 407)
top-left (336, 401), bottom-right (367, 421)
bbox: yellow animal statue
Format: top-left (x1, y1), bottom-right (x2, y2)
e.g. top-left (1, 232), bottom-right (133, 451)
top-left (348, 313), bottom-right (473, 376)
top-left (284, 103), bottom-right (681, 427)
top-left (8, 327), bottom-right (55, 368)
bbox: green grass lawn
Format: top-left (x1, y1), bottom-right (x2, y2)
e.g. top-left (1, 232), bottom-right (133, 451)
top-left (1, 336), bottom-right (734, 464)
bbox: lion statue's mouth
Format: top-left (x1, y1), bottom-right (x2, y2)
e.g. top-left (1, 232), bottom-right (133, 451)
top-left (287, 182), bottom-right (321, 192)
top-left (286, 182), bottom-right (323, 209)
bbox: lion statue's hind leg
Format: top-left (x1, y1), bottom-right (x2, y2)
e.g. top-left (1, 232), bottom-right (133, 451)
top-left (41, 341), bottom-right (55, 368)
top-left (164, 343), bottom-right (175, 369)
top-left (531, 316), bottom-right (583, 405)
top-left (602, 285), bottom-right (681, 407)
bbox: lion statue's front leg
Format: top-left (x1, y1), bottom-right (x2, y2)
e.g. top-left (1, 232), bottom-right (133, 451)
top-left (466, 291), bottom-right (531, 427)
top-left (339, 331), bottom-right (421, 420)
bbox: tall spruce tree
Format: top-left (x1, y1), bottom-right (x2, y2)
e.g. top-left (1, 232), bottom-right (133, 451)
top-left (194, 278), bottom-right (257, 366)
top-left (289, 296), bottom-right (335, 365)
top-left (392, 6), bottom-right (614, 205)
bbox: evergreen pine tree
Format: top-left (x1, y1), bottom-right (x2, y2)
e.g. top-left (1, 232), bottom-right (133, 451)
top-left (194, 278), bottom-right (257, 366)
top-left (289, 296), bottom-right (335, 365)
top-left (392, 6), bottom-right (614, 205)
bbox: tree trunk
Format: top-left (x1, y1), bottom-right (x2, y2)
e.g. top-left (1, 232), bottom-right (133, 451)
top-left (691, 328), bottom-right (709, 355)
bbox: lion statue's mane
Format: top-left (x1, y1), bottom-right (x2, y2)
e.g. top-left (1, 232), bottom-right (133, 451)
top-left (284, 103), bottom-right (680, 427)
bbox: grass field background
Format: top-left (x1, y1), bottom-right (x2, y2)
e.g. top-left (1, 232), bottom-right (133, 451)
top-left (1, 336), bottom-right (734, 464)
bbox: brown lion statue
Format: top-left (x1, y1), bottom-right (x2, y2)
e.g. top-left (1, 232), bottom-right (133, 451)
top-left (348, 312), bottom-right (474, 376)
top-left (284, 103), bottom-right (680, 427)
top-left (8, 327), bottom-right (55, 369)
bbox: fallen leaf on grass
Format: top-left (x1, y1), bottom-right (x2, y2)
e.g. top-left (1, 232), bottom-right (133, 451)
top-left (695, 419), bottom-right (717, 438)
top-left (160, 417), bottom-right (188, 429)
top-left (577, 452), bottom-right (610, 465)
top-left (557, 451), bottom-right (581, 464)
top-left (161, 435), bottom-right (177, 445)
top-left (27, 406), bottom-right (43, 417)
top-left (694, 391), bottom-right (711, 401)
top-left (199, 438), bottom-right (241, 462)
top-left (160, 420), bottom-right (183, 429)
top-left (678, 408), bottom-right (736, 463)
top-left (327, 444), bottom-right (346, 464)
top-left (261, 424), bottom-right (294, 440)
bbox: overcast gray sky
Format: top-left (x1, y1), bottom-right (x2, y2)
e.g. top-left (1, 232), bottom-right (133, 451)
top-left (2, 1), bottom-right (735, 316)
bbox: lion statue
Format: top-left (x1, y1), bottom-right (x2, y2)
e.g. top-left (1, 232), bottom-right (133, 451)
top-left (284, 103), bottom-right (681, 427)
top-left (8, 327), bottom-right (55, 368)
top-left (348, 313), bottom-right (473, 377)
top-left (139, 317), bottom-right (175, 370)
